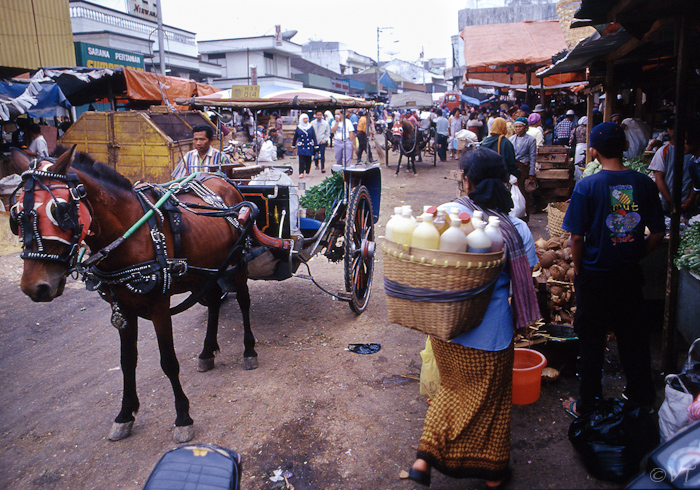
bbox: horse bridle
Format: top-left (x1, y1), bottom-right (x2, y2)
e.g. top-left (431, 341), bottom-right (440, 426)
top-left (9, 158), bottom-right (90, 268)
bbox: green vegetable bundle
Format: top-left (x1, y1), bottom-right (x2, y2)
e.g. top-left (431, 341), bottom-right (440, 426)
top-left (675, 222), bottom-right (700, 275)
top-left (623, 157), bottom-right (649, 174)
top-left (300, 171), bottom-right (344, 212)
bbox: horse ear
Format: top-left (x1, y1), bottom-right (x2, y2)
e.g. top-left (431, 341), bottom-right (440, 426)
top-left (52, 144), bottom-right (77, 175)
top-left (10, 148), bottom-right (31, 174)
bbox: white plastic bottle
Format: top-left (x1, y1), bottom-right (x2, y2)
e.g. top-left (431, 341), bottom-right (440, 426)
top-left (439, 212), bottom-right (468, 252)
top-left (466, 219), bottom-right (492, 254)
top-left (434, 208), bottom-right (448, 234)
top-left (485, 216), bottom-right (505, 253)
top-left (412, 213), bottom-right (441, 250)
top-left (385, 206), bottom-right (403, 242)
top-left (393, 207), bottom-right (417, 247)
top-left (472, 210), bottom-right (484, 228)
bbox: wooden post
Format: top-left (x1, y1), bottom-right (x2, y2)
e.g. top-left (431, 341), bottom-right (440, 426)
top-left (540, 78), bottom-right (545, 108)
top-left (603, 61), bottom-right (614, 122)
top-left (634, 88), bottom-right (644, 119)
top-left (662, 17), bottom-right (690, 373)
top-left (586, 93), bottom-right (594, 164)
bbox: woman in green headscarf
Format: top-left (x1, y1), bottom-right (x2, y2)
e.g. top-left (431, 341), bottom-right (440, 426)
top-left (480, 117), bottom-right (520, 179)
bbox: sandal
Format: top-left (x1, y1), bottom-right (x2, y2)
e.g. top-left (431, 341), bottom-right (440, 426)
top-left (563, 398), bottom-right (581, 419)
top-left (407, 468), bottom-right (431, 487)
top-left (486, 468), bottom-right (512, 490)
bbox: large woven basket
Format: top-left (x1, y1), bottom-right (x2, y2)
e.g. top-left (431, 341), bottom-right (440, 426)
top-left (547, 201), bottom-right (570, 238)
top-left (382, 240), bottom-right (505, 341)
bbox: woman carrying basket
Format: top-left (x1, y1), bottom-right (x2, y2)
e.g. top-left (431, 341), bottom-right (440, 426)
top-left (407, 147), bottom-right (541, 489)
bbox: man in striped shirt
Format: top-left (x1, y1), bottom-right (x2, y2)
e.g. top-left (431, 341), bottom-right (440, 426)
top-left (172, 124), bottom-right (231, 178)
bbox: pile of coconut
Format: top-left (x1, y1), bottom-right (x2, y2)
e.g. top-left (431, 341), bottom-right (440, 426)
top-left (532, 235), bottom-right (575, 325)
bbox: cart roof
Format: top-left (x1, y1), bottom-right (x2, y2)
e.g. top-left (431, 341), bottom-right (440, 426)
top-left (389, 91), bottom-right (434, 110)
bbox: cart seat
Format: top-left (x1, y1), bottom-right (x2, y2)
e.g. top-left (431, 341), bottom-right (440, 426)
top-left (300, 217), bottom-right (322, 239)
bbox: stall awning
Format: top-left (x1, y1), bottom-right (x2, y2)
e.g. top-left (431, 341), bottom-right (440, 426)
top-left (0, 79), bottom-right (71, 121)
top-left (537, 29), bottom-right (633, 78)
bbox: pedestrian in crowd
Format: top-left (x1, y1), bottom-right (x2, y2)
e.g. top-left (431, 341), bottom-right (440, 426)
top-left (510, 116), bottom-right (538, 219)
top-left (356, 110), bottom-right (372, 162)
top-left (561, 122), bottom-right (665, 419)
top-left (407, 146), bottom-right (540, 489)
top-left (467, 112), bottom-right (483, 142)
top-left (348, 109), bottom-right (359, 131)
top-left (480, 117), bottom-right (519, 179)
top-left (570, 116), bottom-right (589, 179)
top-left (291, 113), bottom-right (318, 180)
top-left (449, 108), bottom-right (463, 159)
top-left (686, 121), bottom-right (700, 195)
top-left (242, 109), bottom-right (255, 142)
top-left (24, 123), bottom-right (49, 160)
top-left (324, 110), bottom-right (335, 148)
top-left (648, 117), bottom-right (696, 215)
top-left (311, 111), bottom-right (330, 172)
top-left (526, 113), bottom-right (545, 147)
top-left (331, 110), bottom-right (355, 166)
top-left (269, 128), bottom-right (286, 160)
top-left (553, 110), bottom-right (576, 145)
top-left (391, 114), bottom-right (403, 153)
top-left (434, 109), bottom-right (449, 162)
top-left (172, 124), bottom-right (231, 178)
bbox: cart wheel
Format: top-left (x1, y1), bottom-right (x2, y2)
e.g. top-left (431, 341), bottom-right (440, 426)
top-left (344, 185), bottom-right (375, 314)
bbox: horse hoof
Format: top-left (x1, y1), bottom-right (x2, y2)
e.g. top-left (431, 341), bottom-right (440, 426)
top-left (108, 421), bottom-right (133, 441)
top-left (198, 357), bottom-right (215, 372)
top-left (173, 424), bottom-right (195, 443)
top-left (244, 356), bottom-right (259, 370)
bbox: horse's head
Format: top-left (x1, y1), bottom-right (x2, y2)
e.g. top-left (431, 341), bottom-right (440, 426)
top-left (9, 146), bottom-right (92, 302)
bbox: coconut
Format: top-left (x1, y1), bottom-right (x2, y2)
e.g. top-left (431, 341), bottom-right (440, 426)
top-left (549, 285), bottom-right (564, 297)
top-left (546, 238), bottom-right (562, 250)
top-left (539, 251), bottom-right (556, 269)
top-left (559, 262), bottom-right (570, 272)
top-left (566, 268), bottom-right (576, 282)
top-left (535, 238), bottom-right (548, 250)
top-left (549, 264), bottom-right (566, 281)
top-left (541, 367), bottom-right (560, 383)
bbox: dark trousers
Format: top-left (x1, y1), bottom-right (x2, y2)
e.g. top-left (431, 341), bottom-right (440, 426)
top-left (573, 266), bottom-right (656, 414)
top-left (436, 133), bottom-right (448, 161)
top-left (517, 161), bottom-right (537, 217)
top-left (357, 131), bottom-right (370, 161)
top-left (298, 154), bottom-right (312, 175)
top-left (315, 143), bottom-right (326, 170)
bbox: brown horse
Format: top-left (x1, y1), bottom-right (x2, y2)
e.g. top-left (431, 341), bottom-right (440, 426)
top-left (10, 146), bottom-right (259, 443)
top-left (396, 120), bottom-right (429, 175)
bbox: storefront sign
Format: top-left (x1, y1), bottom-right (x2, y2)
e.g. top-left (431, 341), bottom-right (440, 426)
top-left (74, 42), bottom-right (144, 71)
top-left (127, 0), bottom-right (158, 20)
top-left (231, 85), bottom-right (260, 99)
top-left (331, 80), bottom-right (349, 92)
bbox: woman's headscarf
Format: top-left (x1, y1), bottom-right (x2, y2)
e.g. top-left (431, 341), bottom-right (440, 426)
top-left (298, 114), bottom-right (312, 131)
top-left (578, 116), bottom-right (588, 127)
top-left (324, 110), bottom-right (333, 120)
top-left (527, 113), bottom-right (541, 126)
top-left (461, 147), bottom-right (512, 213)
top-left (489, 117), bottom-right (507, 136)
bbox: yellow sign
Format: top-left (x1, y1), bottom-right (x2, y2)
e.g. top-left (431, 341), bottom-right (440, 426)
top-left (231, 85), bottom-right (260, 99)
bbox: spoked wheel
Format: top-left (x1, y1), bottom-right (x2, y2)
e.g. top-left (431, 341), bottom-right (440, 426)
top-left (344, 185), bottom-right (375, 314)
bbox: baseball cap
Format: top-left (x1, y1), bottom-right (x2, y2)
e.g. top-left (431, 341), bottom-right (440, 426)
top-left (589, 122), bottom-right (626, 156)
top-left (566, 109), bottom-right (575, 116)
top-left (520, 104), bottom-right (531, 114)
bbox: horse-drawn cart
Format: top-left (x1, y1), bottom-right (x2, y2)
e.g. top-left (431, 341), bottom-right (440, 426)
top-left (386, 91), bottom-right (437, 172)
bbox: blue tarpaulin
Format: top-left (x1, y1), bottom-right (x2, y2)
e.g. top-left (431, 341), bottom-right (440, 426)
top-left (0, 80), bottom-right (71, 121)
top-left (460, 94), bottom-right (483, 106)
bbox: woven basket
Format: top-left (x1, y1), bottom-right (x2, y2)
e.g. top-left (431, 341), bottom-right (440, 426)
top-left (547, 201), bottom-right (570, 238)
top-left (382, 240), bottom-right (505, 341)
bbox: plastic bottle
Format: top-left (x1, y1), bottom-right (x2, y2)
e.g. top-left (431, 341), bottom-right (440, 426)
top-left (393, 207), bottom-right (417, 246)
top-left (403, 205), bottom-right (417, 225)
top-left (466, 219), bottom-right (492, 254)
top-left (412, 213), bottom-right (441, 250)
top-left (385, 206), bottom-right (403, 242)
top-left (439, 212), bottom-right (468, 252)
top-left (434, 208), bottom-right (447, 234)
top-left (459, 211), bottom-right (475, 236)
top-left (485, 216), bottom-right (505, 253)
top-left (472, 210), bottom-right (484, 228)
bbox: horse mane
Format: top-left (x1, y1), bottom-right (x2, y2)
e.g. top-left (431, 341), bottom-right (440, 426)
top-left (52, 146), bottom-right (133, 191)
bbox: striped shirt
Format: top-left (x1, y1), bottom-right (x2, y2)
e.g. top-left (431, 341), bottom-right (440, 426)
top-left (173, 147), bottom-right (231, 178)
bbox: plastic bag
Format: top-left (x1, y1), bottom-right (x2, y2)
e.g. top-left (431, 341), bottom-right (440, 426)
top-left (509, 175), bottom-right (526, 218)
top-left (419, 337), bottom-right (441, 399)
top-left (257, 140), bottom-right (277, 162)
top-left (658, 338), bottom-right (700, 439)
top-left (568, 398), bottom-right (660, 483)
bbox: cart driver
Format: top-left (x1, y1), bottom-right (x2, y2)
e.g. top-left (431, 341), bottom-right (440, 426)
top-left (172, 124), bottom-right (231, 178)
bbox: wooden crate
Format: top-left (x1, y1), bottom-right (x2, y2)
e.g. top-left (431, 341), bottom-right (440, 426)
top-left (536, 168), bottom-right (572, 180)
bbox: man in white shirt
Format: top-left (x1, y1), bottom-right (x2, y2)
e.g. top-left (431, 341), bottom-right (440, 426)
top-left (24, 124), bottom-right (49, 160)
top-left (311, 111), bottom-right (331, 172)
top-left (172, 124), bottom-right (231, 178)
top-left (331, 110), bottom-right (355, 166)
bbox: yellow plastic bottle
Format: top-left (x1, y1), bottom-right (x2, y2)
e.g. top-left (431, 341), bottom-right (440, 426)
top-left (385, 206), bottom-right (403, 242)
top-left (434, 208), bottom-right (448, 234)
top-left (459, 211), bottom-right (475, 236)
top-left (392, 207), bottom-right (417, 247)
top-left (439, 212), bottom-right (468, 252)
top-left (412, 213), bottom-right (440, 250)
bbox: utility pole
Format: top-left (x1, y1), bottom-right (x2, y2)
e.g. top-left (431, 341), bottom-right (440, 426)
top-left (156, 0), bottom-right (165, 75)
top-left (376, 27), bottom-right (393, 98)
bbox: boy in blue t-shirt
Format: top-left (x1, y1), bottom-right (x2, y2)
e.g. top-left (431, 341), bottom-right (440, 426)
top-left (561, 122), bottom-right (665, 417)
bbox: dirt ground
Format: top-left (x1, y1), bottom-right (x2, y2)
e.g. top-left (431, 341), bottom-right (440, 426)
top-left (0, 141), bottom-right (670, 489)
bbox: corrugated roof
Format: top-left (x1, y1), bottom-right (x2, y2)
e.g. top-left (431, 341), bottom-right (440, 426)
top-left (290, 58), bottom-right (340, 79)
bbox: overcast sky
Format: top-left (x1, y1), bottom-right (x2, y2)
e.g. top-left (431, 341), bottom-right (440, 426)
top-left (91, 0), bottom-right (478, 66)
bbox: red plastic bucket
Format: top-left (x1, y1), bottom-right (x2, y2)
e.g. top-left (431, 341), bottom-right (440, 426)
top-left (512, 348), bottom-right (547, 405)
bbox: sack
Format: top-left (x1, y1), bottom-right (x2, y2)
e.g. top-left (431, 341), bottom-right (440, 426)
top-left (658, 374), bottom-right (693, 440)
top-left (419, 337), bottom-right (441, 399)
top-left (257, 140), bottom-right (276, 162)
top-left (143, 444), bottom-right (242, 490)
top-left (509, 175), bottom-right (526, 218)
top-left (658, 338), bottom-right (700, 440)
top-left (568, 398), bottom-right (660, 483)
